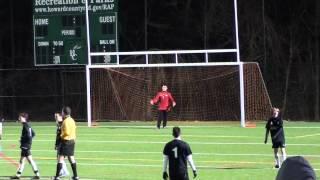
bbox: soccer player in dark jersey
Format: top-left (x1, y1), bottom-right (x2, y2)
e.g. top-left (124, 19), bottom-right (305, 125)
top-left (150, 84), bottom-right (176, 129)
top-left (163, 127), bottom-right (197, 180)
top-left (54, 107), bottom-right (79, 180)
top-left (54, 112), bottom-right (69, 177)
top-left (12, 113), bottom-right (40, 179)
top-left (264, 107), bottom-right (287, 168)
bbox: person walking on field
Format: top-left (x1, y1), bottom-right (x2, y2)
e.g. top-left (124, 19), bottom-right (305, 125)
top-left (150, 84), bottom-right (176, 129)
top-left (54, 107), bottom-right (79, 180)
top-left (12, 113), bottom-right (40, 179)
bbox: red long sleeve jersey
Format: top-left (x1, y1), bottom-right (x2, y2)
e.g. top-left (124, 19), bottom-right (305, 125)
top-left (151, 91), bottom-right (176, 110)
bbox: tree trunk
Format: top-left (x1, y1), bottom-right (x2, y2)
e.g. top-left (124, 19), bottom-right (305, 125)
top-left (262, 0), bottom-right (267, 73)
top-left (183, 0), bottom-right (192, 27)
top-left (282, 30), bottom-right (293, 118)
top-left (203, 0), bottom-right (207, 49)
top-left (10, 0), bottom-right (17, 118)
top-left (144, 0), bottom-right (148, 50)
top-left (314, 0), bottom-right (320, 121)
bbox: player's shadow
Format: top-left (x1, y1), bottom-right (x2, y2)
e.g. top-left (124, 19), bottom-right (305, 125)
top-left (101, 126), bottom-right (160, 130)
top-left (0, 176), bottom-right (52, 180)
top-left (200, 166), bottom-right (270, 170)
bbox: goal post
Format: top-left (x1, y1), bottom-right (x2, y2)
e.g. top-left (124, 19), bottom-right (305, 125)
top-left (82, 0), bottom-right (271, 127)
top-left (85, 51), bottom-right (272, 127)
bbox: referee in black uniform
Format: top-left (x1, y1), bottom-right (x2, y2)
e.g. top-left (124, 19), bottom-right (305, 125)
top-left (163, 127), bottom-right (197, 180)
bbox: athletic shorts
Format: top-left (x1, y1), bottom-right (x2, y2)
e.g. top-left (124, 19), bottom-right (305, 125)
top-left (272, 141), bottom-right (286, 148)
top-left (21, 147), bottom-right (31, 157)
top-left (59, 140), bottom-right (75, 156)
top-left (170, 172), bottom-right (189, 180)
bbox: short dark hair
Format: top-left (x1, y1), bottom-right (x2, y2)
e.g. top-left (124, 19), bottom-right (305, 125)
top-left (172, 127), bottom-right (181, 138)
top-left (62, 106), bottom-right (71, 116)
top-left (19, 112), bottom-right (29, 121)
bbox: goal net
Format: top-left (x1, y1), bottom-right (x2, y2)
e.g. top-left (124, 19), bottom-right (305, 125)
top-left (89, 62), bottom-right (271, 121)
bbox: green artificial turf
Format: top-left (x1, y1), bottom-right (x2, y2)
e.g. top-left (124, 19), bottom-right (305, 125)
top-left (0, 121), bottom-right (319, 179)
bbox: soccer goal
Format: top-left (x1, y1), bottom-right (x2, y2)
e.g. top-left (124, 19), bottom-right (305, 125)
top-left (85, 51), bottom-right (272, 127)
top-left (83, 0), bottom-right (272, 127)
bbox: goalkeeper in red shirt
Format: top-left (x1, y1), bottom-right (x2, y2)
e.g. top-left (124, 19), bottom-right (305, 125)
top-left (150, 84), bottom-right (176, 129)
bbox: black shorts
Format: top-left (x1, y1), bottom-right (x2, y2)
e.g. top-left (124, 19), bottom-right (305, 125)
top-left (59, 140), bottom-right (75, 156)
top-left (21, 147), bottom-right (31, 157)
top-left (170, 172), bottom-right (189, 180)
top-left (272, 141), bottom-right (286, 148)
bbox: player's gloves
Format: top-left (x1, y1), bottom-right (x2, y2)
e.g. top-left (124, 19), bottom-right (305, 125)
top-left (193, 170), bottom-right (197, 178)
top-left (163, 172), bottom-right (168, 180)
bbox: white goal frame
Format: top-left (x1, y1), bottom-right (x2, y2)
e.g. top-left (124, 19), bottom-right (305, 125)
top-left (84, 0), bottom-right (245, 127)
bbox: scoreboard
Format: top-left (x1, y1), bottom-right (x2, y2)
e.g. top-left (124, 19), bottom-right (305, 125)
top-left (33, 0), bottom-right (118, 65)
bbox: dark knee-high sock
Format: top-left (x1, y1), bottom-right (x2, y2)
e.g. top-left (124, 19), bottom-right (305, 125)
top-left (55, 163), bottom-right (62, 177)
top-left (71, 163), bottom-right (78, 177)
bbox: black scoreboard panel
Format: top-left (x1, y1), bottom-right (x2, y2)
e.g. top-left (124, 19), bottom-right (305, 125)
top-left (90, 13), bottom-right (117, 64)
top-left (33, 0), bottom-right (118, 65)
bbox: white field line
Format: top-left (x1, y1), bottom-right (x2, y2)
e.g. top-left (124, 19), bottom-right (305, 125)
top-left (2, 125), bottom-right (233, 128)
top-left (0, 160), bottom-right (317, 171)
top-left (0, 161), bottom-right (277, 169)
top-left (293, 133), bottom-right (320, 138)
top-left (0, 154), bottom-right (320, 161)
top-left (3, 125), bottom-right (320, 129)
top-left (3, 133), bottom-right (255, 139)
top-left (4, 133), bottom-right (319, 139)
top-left (2, 149), bottom-right (320, 158)
top-left (1, 139), bottom-right (320, 146)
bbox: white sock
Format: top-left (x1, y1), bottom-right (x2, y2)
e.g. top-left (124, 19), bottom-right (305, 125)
top-left (60, 161), bottom-right (69, 176)
top-left (281, 151), bottom-right (287, 165)
top-left (30, 159), bottom-right (40, 176)
top-left (274, 153), bottom-right (280, 166)
top-left (17, 161), bottom-right (25, 176)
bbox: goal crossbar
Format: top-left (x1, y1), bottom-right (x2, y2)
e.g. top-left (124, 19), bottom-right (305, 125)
top-left (88, 49), bottom-right (239, 68)
top-left (90, 49), bottom-right (237, 56)
top-left (87, 62), bottom-right (241, 68)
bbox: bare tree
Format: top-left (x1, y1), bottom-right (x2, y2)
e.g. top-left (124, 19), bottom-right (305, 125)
top-left (315, 0), bottom-right (320, 120)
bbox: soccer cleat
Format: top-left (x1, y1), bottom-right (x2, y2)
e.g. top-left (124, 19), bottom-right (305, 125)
top-left (163, 172), bottom-right (168, 180)
top-left (72, 176), bottom-right (80, 180)
top-left (32, 176), bottom-right (40, 179)
top-left (52, 176), bottom-right (61, 180)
